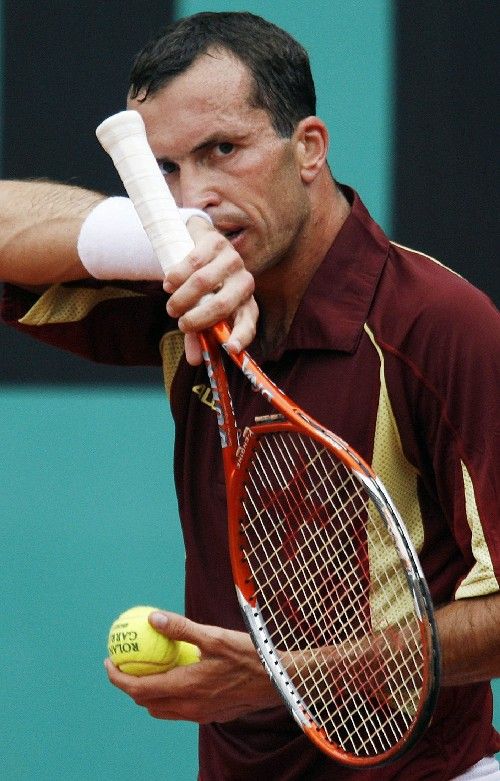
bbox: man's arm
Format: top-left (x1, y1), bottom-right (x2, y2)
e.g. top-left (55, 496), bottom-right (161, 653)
top-left (436, 591), bottom-right (500, 686)
top-left (0, 179), bottom-right (257, 362)
top-left (0, 180), bottom-right (102, 285)
top-left (105, 593), bottom-right (500, 725)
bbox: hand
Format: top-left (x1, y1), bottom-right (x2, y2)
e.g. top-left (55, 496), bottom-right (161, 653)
top-left (163, 216), bottom-right (258, 365)
top-left (104, 610), bottom-right (281, 723)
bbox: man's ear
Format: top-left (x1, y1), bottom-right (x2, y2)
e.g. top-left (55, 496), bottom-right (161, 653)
top-left (294, 116), bottom-right (329, 184)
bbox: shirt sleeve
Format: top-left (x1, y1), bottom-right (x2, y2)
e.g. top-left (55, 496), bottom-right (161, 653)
top-left (386, 275), bottom-right (500, 601)
top-left (429, 289), bottom-right (500, 599)
top-left (1, 280), bottom-right (172, 367)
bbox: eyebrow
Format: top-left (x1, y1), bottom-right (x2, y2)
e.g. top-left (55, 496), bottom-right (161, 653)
top-left (158, 131), bottom-right (249, 165)
top-left (192, 133), bottom-right (225, 154)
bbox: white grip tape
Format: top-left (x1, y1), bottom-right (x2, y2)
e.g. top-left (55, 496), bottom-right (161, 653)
top-left (96, 110), bottom-right (195, 273)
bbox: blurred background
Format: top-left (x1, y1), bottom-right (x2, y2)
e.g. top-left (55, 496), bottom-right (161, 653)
top-left (0, 1), bottom-right (498, 778)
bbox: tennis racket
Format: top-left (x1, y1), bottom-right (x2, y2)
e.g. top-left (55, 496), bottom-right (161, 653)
top-left (96, 110), bottom-right (440, 767)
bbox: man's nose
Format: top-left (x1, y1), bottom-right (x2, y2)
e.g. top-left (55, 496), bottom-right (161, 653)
top-left (179, 166), bottom-right (221, 211)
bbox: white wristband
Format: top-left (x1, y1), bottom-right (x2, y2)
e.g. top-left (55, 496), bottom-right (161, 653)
top-left (77, 197), bottom-right (212, 280)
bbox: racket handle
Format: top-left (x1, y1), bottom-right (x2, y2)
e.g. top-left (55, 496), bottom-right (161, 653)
top-left (96, 110), bottom-right (194, 273)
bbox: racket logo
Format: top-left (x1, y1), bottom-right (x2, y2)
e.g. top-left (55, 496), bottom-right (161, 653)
top-left (202, 349), bottom-right (228, 448)
top-left (241, 355), bottom-right (274, 402)
top-left (236, 427), bottom-right (253, 469)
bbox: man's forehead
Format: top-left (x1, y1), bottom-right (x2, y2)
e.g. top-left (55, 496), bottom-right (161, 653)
top-left (128, 51), bottom-right (272, 156)
top-left (161, 49), bottom-right (252, 105)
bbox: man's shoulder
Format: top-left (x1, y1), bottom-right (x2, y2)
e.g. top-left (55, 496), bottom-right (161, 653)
top-left (366, 240), bottom-right (499, 380)
top-left (382, 240), bottom-right (497, 329)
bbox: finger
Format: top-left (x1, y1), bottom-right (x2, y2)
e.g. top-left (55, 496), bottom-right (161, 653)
top-left (104, 655), bottom-right (191, 702)
top-left (179, 293), bottom-right (257, 364)
top-left (176, 271), bottom-right (255, 335)
top-left (184, 214), bottom-right (216, 241)
top-left (184, 332), bottom-right (203, 366)
top-left (224, 296), bottom-right (259, 354)
top-left (148, 610), bottom-right (204, 646)
top-left (104, 657), bottom-right (143, 693)
top-left (165, 236), bottom-right (252, 323)
top-left (148, 611), bottom-right (243, 666)
top-left (164, 232), bottom-right (231, 302)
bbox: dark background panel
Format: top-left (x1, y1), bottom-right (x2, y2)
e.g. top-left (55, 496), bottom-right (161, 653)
top-left (0, 0), bottom-right (174, 384)
top-left (3, 0), bottom-right (173, 192)
top-left (393, 1), bottom-right (499, 306)
top-left (1, 2), bottom-right (498, 386)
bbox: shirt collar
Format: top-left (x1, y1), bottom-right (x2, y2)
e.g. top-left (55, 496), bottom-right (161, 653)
top-left (270, 185), bottom-right (389, 359)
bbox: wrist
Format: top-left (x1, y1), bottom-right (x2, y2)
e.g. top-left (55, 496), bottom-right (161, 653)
top-left (77, 197), bottom-right (212, 280)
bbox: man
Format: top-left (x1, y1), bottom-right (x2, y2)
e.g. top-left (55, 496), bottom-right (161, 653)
top-left (1, 11), bottom-right (499, 780)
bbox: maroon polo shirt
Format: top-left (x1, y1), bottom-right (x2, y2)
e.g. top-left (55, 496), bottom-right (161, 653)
top-left (3, 187), bottom-right (500, 779)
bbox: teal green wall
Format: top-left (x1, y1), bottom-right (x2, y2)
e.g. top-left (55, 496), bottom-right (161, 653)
top-left (1, 388), bottom-right (197, 778)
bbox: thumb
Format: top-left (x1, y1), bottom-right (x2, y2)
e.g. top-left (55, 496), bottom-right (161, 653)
top-left (149, 610), bottom-right (199, 645)
top-left (149, 611), bottom-right (202, 665)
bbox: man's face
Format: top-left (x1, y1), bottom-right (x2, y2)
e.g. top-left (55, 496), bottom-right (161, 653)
top-left (127, 51), bottom-right (310, 279)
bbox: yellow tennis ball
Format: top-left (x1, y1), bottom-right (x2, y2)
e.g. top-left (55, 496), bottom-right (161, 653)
top-left (107, 605), bottom-right (200, 676)
top-left (176, 640), bottom-right (201, 666)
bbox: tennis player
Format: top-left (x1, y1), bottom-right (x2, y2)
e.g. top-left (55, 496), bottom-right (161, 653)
top-left (1, 12), bottom-right (499, 780)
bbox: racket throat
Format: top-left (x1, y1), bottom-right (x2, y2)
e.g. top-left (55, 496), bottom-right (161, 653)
top-left (198, 330), bottom-right (239, 462)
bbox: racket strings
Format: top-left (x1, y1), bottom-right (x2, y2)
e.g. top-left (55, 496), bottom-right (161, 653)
top-left (239, 430), bottom-right (426, 758)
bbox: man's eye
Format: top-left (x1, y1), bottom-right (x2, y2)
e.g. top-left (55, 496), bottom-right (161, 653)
top-left (216, 142), bottom-right (234, 155)
top-left (158, 160), bottom-right (177, 175)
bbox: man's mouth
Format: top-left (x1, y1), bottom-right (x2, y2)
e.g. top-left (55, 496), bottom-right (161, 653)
top-left (218, 227), bottom-right (245, 250)
top-left (224, 229), bottom-right (243, 241)
top-left (214, 219), bottom-right (246, 249)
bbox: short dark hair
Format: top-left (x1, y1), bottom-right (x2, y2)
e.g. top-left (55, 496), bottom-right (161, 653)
top-left (129, 11), bottom-right (316, 138)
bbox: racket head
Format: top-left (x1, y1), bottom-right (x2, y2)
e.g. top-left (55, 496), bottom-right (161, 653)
top-left (228, 417), bottom-right (440, 766)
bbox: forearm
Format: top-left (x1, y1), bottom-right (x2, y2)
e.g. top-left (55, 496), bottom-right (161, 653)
top-left (436, 591), bottom-right (500, 686)
top-left (0, 180), bottom-right (103, 285)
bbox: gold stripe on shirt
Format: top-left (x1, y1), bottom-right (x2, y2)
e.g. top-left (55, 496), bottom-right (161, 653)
top-left (455, 461), bottom-right (499, 598)
top-left (364, 324), bottom-right (425, 552)
top-left (19, 284), bottom-right (144, 326)
top-left (390, 240), bottom-right (464, 281)
top-left (159, 330), bottom-right (185, 398)
top-left (364, 324), bottom-right (425, 629)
